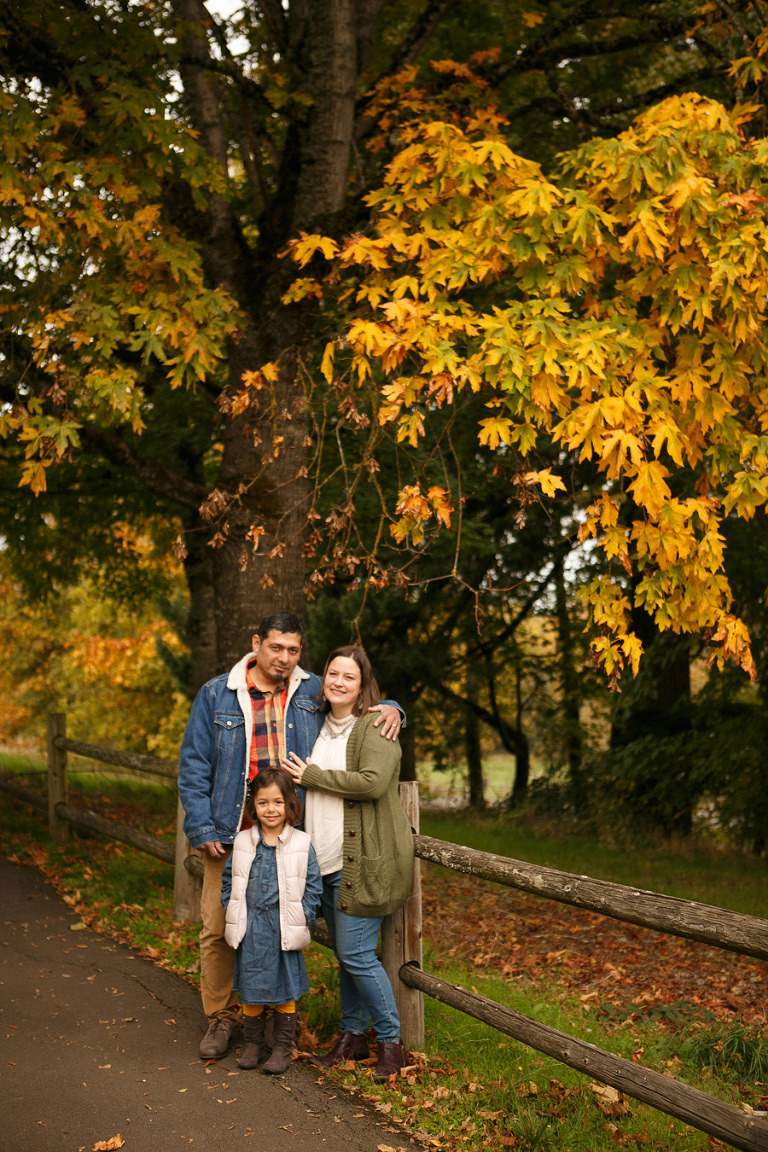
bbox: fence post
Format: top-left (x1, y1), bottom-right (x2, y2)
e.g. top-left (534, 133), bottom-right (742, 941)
top-left (47, 712), bottom-right (69, 842)
top-left (382, 781), bottom-right (424, 1050)
top-left (173, 796), bottom-right (202, 922)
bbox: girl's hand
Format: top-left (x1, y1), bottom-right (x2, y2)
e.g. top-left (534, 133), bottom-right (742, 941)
top-left (282, 751), bottom-right (307, 783)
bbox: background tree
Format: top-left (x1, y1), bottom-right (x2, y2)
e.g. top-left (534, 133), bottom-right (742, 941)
top-left (4, 0), bottom-right (768, 847)
top-left (0, 0), bottom-right (755, 688)
top-left (0, 553), bottom-right (189, 757)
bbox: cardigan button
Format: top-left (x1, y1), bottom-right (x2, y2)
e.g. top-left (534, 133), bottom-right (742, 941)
top-left (347, 855), bottom-right (354, 862)
top-left (345, 881), bottom-right (352, 888)
top-left (347, 800), bottom-right (354, 807)
top-left (340, 903), bottom-right (348, 911)
top-left (348, 830), bottom-right (355, 837)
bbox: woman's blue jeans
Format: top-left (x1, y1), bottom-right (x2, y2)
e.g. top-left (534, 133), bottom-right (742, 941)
top-left (321, 871), bottom-right (401, 1042)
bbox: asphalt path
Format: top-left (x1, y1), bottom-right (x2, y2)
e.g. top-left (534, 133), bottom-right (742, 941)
top-left (0, 852), bottom-right (420, 1152)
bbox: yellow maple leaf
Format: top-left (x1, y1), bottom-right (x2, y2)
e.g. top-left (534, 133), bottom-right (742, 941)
top-left (524, 468), bottom-right (566, 497)
top-left (289, 232), bottom-right (339, 268)
top-left (627, 460), bottom-right (672, 519)
top-left (478, 416), bottom-right (513, 449)
top-left (320, 341), bottom-right (335, 384)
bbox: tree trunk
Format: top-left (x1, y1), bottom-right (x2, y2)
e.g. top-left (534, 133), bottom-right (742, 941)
top-left (554, 554), bottom-right (584, 808)
top-left (611, 604), bottom-right (693, 834)
top-left (169, 0), bottom-right (387, 675)
top-left (210, 332), bottom-right (310, 672)
top-left (465, 703), bottom-right (485, 810)
top-left (465, 665), bottom-right (485, 809)
top-left (399, 721), bottom-right (417, 783)
top-left (184, 526), bottom-right (219, 691)
top-left (509, 657), bottom-right (530, 803)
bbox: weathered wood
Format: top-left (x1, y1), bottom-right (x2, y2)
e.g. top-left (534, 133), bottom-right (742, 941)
top-left (0, 777), bottom-right (47, 811)
top-left (310, 918), bottom-right (333, 951)
top-left (55, 802), bottom-right (175, 864)
top-left (52, 736), bottom-right (177, 779)
top-left (400, 964), bottom-right (768, 1152)
top-left (414, 834), bottom-right (768, 962)
top-left (382, 783), bottom-right (424, 1049)
top-left (184, 852), bottom-right (204, 880)
top-left (47, 712), bottom-right (69, 842)
top-left (172, 797), bottom-right (201, 922)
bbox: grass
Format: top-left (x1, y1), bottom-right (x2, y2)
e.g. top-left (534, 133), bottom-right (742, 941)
top-left (680, 1021), bottom-right (768, 1082)
top-left (2, 748), bottom-right (767, 1151)
top-left (300, 947), bottom-right (766, 1151)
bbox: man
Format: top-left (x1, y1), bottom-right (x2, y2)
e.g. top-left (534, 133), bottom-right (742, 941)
top-left (178, 610), bottom-right (403, 1059)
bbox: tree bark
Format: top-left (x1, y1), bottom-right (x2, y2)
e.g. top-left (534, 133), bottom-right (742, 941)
top-left (464, 667), bottom-right (485, 809)
top-left (554, 553), bottom-right (584, 807)
top-left (509, 656), bottom-right (530, 801)
top-left (166, 0), bottom-right (401, 676)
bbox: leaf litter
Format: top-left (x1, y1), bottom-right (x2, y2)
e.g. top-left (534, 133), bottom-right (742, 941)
top-left (421, 866), bottom-right (767, 1027)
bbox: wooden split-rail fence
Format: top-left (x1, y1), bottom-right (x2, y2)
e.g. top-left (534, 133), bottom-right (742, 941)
top-left (0, 712), bottom-right (766, 1152)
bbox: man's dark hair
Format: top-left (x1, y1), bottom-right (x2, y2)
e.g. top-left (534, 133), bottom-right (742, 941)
top-left (256, 611), bottom-right (304, 641)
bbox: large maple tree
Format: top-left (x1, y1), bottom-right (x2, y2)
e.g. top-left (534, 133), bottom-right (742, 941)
top-left (286, 85), bottom-right (768, 682)
top-left (0, 0), bottom-right (761, 687)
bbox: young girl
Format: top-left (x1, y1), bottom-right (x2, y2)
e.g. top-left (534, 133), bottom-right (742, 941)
top-left (222, 766), bottom-right (322, 1074)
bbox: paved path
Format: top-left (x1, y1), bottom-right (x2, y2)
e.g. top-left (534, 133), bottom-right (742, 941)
top-left (0, 853), bottom-right (419, 1152)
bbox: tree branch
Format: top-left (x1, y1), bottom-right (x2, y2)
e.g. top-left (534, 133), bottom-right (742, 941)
top-left (494, 12), bottom-right (705, 84)
top-left (376, 0), bottom-right (461, 81)
top-left (255, 0), bottom-right (289, 55)
top-left (77, 426), bottom-right (210, 511)
top-left (354, 0), bottom-right (387, 74)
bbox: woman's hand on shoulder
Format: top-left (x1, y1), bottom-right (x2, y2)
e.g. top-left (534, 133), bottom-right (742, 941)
top-left (282, 751), bottom-right (307, 783)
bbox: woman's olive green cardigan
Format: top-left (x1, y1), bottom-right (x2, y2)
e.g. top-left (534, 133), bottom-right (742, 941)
top-left (302, 712), bottom-right (415, 917)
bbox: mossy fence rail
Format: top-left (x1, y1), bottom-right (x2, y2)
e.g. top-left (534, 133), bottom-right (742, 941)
top-left (0, 713), bottom-right (766, 1152)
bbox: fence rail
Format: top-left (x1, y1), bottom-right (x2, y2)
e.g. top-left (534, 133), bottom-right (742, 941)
top-left (1, 713), bottom-right (767, 1152)
top-left (56, 802), bottom-right (176, 864)
top-left (52, 735), bottom-right (178, 779)
top-left (413, 834), bottom-right (768, 962)
top-left (398, 964), bottom-right (768, 1152)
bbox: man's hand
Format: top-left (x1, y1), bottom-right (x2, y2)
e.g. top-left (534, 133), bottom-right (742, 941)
top-left (368, 703), bottom-right (401, 741)
top-left (199, 840), bottom-right (227, 858)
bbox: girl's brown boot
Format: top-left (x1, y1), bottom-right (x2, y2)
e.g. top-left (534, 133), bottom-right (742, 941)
top-left (238, 1012), bottom-right (266, 1070)
top-left (261, 1012), bottom-right (297, 1075)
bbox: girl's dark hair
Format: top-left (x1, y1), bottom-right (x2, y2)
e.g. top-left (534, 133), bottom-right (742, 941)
top-left (245, 767), bottom-right (302, 827)
top-left (319, 645), bottom-right (380, 716)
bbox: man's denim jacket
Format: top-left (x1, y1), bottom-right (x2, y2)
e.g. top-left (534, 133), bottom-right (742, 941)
top-left (178, 652), bottom-right (402, 848)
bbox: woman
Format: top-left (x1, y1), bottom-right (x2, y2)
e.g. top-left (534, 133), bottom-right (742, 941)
top-left (282, 645), bottom-right (414, 1082)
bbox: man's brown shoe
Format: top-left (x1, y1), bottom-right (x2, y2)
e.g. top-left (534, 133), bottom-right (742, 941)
top-left (199, 1019), bottom-right (233, 1060)
top-left (311, 1031), bottom-right (369, 1068)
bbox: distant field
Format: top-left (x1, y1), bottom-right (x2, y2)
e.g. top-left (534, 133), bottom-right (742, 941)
top-left (417, 752), bottom-right (543, 806)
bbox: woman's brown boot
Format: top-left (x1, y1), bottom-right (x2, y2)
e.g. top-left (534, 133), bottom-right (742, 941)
top-left (311, 1031), bottom-right (370, 1068)
top-left (373, 1040), bottom-right (406, 1083)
